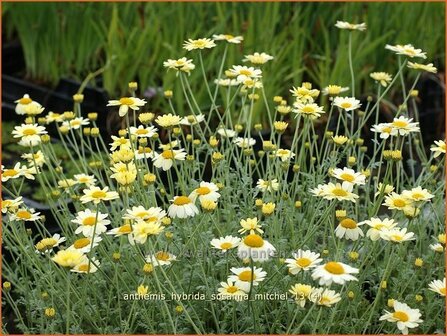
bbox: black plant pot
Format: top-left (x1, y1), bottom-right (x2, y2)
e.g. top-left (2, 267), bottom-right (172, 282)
top-left (2, 39), bottom-right (25, 76)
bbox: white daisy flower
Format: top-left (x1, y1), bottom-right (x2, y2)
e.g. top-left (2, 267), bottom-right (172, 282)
top-left (72, 209), bottom-right (110, 237)
top-left (237, 234), bottom-right (276, 262)
top-left (10, 208), bottom-right (41, 222)
top-left (35, 234), bottom-right (66, 254)
top-left (210, 236), bottom-right (241, 252)
top-left (390, 116), bottom-right (420, 136)
top-left (152, 149), bottom-right (186, 171)
top-left (428, 278), bottom-right (445, 296)
top-left (335, 21), bottom-right (367, 31)
top-left (332, 96), bottom-right (361, 111)
top-left (256, 179), bottom-right (279, 193)
top-left (217, 281), bottom-right (248, 301)
top-left (217, 128), bottom-right (237, 138)
top-left (379, 300), bottom-right (423, 334)
top-left (312, 261), bottom-right (359, 286)
top-left (385, 44), bottom-right (427, 59)
top-left (107, 97), bottom-right (147, 117)
top-left (189, 181), bottom-right (221, 203)
top-left (129, 125), bottom-right (157, 138)
top-left (168, 196), bottom-right (199, 219)
top-left (430, 140), bottom-right (446, 158)
top-left (123, 206), bottom-right (166, 223)
top-left (243, 52), bottom-right (274, 65)
top-left (183, 38), bottom-right (216, 51)
top-left (310, 288), bottom-right (342, 307)
top-left (146, 251), bottom-right (176, 266)
top-left (62, 117), bottom-right (89, 130)
top-left (68, 236), bottom-right (102, 254)
top-left (71, 256), bottom-right (100, 274)
top-left (212, 34), bottom-right (244, 44)
top-left (380, 228), bottom-right (415, 243)
top-left (285, 250), bottom-right (322, 274)
top-left (334, 217), bottom-right (365, 241)
top-left (228, 266), bottom-right (267, 292)
top-left (331, 167), bottom-right (366, 188)
top-left (12, 123), bottom-right (47, 147)
top-left (14, 94), bottom-right (43, 115)
top-left (359, 217), bottom-right (398, 241)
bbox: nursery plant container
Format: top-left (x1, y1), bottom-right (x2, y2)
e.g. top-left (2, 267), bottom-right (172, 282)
top-left (2, 39), bottom-right (25, 75)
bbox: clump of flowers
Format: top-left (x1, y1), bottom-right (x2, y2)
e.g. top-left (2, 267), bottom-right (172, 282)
top-left (2, 19), bottom-right (444, 336)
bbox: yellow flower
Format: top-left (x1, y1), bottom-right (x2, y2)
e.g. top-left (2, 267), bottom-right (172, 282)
top-left (51, 249), bottom-right (84, 268)
top-left (183, 38), bottom-right (216, 51)
top-left (137, 284), bottom-right (149, 296)
top-left (261, 202), bottom-right (275, 216)
top-left (45, 307), bottom-right (56, 318)
top-left (332, 135), bottom-right (349, 146)
top-left (414, 258), bottom-right (423, 267)
top-left (370, 72), bottom-right (392, 87)
top-left (407, 62), bottom-right (437, 73)
top-left (155, 114), bottom-right (182, 128)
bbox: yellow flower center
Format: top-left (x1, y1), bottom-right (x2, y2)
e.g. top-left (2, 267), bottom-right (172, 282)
top-left (194, 40), bottom-right (206, 48)
top-left (295, 257), bottom-right (312, 268)
top-left (411, 192), bottom-right (424, 200)
top-left (324, 262), bottom-right (345, 275)
top-left (3, 169), bottom-right (18, 177)
top-left (391, 235), bottom-right (403, 241)
top-left (135, 211), bottom-right (150, 218)
top-left (36, 237), bottom-right (57, 250)
top-left (16, 210), bottom-right (32, 219)
top-left (118, 224), bottom-right (132, 234)
top-left (161, 150), bottom-right (174, 159)
top-left (392, 311), bottom-right (409, 322)
top-left (243, 234), bottom-right (264, 248)
top-left (340, 218), bottom-right (357, 229)
top-left (73, 238), bottom-right (91, 249)
top-left (393, 199), bottom-right (406, 208)
top-left (119, 97), bottom-right (134, 106)
top-left (155, 251), bottom-right (170, 261)
top-left (91, 190), bottom-right (107, 199)
top-left (23, 128), bottom-right (37, 136)
top-left (173, 196), bottom-right (191, 206)
top-left (238, 270), bottom-right (256, 282)
top-left (239, 69), bottom-right (252, 76)
top-left (78, 264), bottom-right (90, 272)
top-left (320, 296), bottom-right (331, 305)
top-left (70, 120), bottom-right (81, 127)
top-left (136, 129), bottom-right (148, 135)
top-left (302, 106), bottom-right (315, 113)
top-left (226, 286), bottom-right (238, 293)
top-left (82, 216), bottom-right (97, 226)
top-left (19, 97), bottom-right (33, 104)
top-left (383, 127), bottom-right (392, 133)
top-left (196, 187), bottom-right (211, 195)
top-left (340, 173), bottom-right (355, 182)
top-left (340, 102), bottom-right (352, 109)
top-left (392, 120), bottom-right (408, 128)
top-left (220, 242), bottom-right (233, 250)
top-left (332, 188), bottom-right (348, 197)
top-left (224, 34), bottom-right (234, 40)
top-left (404, 48), bottom-right (416, 55)
top-left (440, 288), bottom-right (446, 295)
